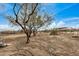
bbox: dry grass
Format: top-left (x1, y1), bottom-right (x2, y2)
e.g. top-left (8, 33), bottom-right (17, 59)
top-left (0, 32), bottom-right (79, 56)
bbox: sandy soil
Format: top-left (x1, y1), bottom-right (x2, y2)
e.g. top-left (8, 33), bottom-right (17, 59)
top-left (0, 32), bottom-right (79, 56)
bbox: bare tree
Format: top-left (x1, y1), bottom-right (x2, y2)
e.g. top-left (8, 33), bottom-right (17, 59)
top-left (27, 11), bottom-right (53, 36)
top-left (5, 3), bottom-right (39, 43)
top-left (5, 3), bottom-right (53, 43)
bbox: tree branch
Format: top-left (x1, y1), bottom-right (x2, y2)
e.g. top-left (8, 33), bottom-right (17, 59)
top-left (25, 3), bottom-right (38, 23)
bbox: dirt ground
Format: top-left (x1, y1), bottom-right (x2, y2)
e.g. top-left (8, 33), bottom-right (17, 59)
top-left (0, 32), bottom-right (79, 56)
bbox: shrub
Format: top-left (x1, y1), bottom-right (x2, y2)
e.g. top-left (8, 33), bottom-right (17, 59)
top-left (50, 29), bottom-right (59, 35)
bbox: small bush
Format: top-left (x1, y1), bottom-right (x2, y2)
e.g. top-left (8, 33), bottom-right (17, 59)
top-left (72, 35), bottom-right (79, 38)
top-left (50, 29), bottom-right (59, 35)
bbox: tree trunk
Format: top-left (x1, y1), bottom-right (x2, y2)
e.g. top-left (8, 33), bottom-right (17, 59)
top-left (33, 31), bottom-right (36, 36)
top-left (26, 33), bottom-right (30, 44)
top-left (23, 29), bottom-right (31, 44)
top-left (28, 30), bottom-right (32, 37)
top-left (33, 29), bottom-right (37, 36)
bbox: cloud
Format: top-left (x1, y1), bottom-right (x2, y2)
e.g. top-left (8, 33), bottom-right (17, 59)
top-left (0, 24), bottom-right (19, 31)
top-left (57, 17), bottom-right (79, 28)
top-left (48, 21), bottom-right (56, 29)
top-left (75, 24), bottom-right (79, 28)
top-left (62, 17), bottom-right (79, 22)
top-left (1, 17), bottom-right (79, 31)
top-left (56, 21), bottom-right (66, 28)
top-left (47, 21), bottom-right (66, 29)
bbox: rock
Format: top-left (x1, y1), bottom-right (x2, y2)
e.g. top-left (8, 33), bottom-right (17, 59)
top-left (0, 38), bottom-right (7, 48)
